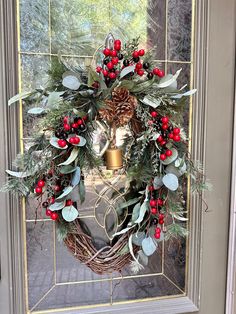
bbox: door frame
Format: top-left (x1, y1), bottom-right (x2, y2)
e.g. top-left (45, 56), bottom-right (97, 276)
top-left (0, 0), bottom-right (235, 314)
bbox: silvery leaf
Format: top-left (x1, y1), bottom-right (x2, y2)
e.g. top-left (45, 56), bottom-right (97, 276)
top-left (56, 186), bottom-right (74, 200)
top-left (162, 173), bottom-right (179, 191)
top-left (58, 147), bottom-right (79, 166)
top-left (62, 205), bottom-right (78, 222)
top-left (138, 250), bottom-right (149, 266)
top-left (142, 236), bottom-right (157, 256)
top-left (153, 176), bottom-right (163, 189)
top-left (62, 75), bottom-right (81, 90)
top-left (6, 169), bottom-right (31, 178)
top-left (71, 167), bottom-right (81, 186)
top-left (161, 148), bottom-right (178, 165)
top-left (8, 91), bottom-right (34, 106)
top-left (134, 201), bottom-right (148, 224)
top-left (171, 89), bottom-right (197, 99)
top-left (120, 65), bottom-right (135, 79)
top-left (132, 232), bottom-right (146, 246)
top-left (156, 69), bottom-right (182, 88)
top-left (50, 137), bottom-right (68, 150)
top-left (49, 200), bottom-right (66, 211)
top-left (141, 95), bottom-right (161, 108)
top-left (28, 107), bottom-right (45, 115)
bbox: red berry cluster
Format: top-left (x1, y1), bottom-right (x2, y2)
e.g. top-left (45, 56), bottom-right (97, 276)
top-left (35, 179), bottom-right (45, 194)
top-left (42, 198), bottom-right (74, 221)
top-left (55, 115), bottom-right (86, 148)
top-left (150, 111), bottom-right (181, 161)
top-left (154, 227), bottom-right (161, 239)
top-left (96, 38), bottom-right (165, 86)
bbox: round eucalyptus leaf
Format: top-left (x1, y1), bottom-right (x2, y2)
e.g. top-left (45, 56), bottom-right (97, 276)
top-left (138, 250), bottom-right (149, 266)
top-left (141, 236), bottom-right (157, 256)
top-left (162, 173), bottom-right (179, 191)
top-left (132, 232), bottom-right (146, 246)
top-left (62, 205), bottom-right (78, 222)
top-left (62, 75), bottom-right (81, 90)
top-left (50, 137), bottom-right (68, 150)
top-left (153, 176), bottom-right (163, 189)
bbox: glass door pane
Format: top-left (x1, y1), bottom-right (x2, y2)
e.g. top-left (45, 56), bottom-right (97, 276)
top-left (18, 0), bottom-right (194, 312)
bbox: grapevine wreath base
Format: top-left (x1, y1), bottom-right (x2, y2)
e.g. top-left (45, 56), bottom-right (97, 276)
top-left (3, 34), bottom-right (209, 275)
top-left (65, 220), bottom-right (139, 274)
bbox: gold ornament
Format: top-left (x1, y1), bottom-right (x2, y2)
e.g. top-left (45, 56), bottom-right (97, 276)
top-left (105, 147), bottom-right (123, 170)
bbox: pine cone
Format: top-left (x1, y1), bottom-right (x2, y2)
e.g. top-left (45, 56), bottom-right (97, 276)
top-left (99, 87), bottom-right (137, 127)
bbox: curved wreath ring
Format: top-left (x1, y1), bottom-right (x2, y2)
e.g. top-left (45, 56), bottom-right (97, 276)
top-left (3, 34), bottom-right (208, 275)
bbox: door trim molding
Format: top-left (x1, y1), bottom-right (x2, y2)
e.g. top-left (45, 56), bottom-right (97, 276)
top-left (0, 0), bottom-right (25, 314)
top-left (226, 61), bottom-right (236, 314)
top-left (0, 0), bottom-right (211, 313)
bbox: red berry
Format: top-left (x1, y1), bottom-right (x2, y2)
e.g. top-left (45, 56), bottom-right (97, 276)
top-left (110, 50), bottom-right (117, 57)
top-left (154, 232), bottom-right (161, 239)
top-left (162, 123), bottom-right (168, 130)
top-left (148, 185), bottom-right (154, 191)
top-left (35, 186), bottom-right (42, 194)
top-left (169, 133), bottom-right (174, 139)
top-left (64, 123), bottom-right (70, 131)
top-left (77, 119), bottom-right (83, 125)
top-left (69, 137), bottom-right (76, 144)
top-left (132, 51), bottom-right (139, 58)
top-left (111, 57), bottom-right (119, 65)
top-left (114, 39), bottom-right (121, 45)
top-left (159, 213), bottom-right (165, 220)
top-left (49, 196), bottom-right (55, 204)
top-left (165, 149), bottom-right (172, 157)
top-left (160, 154), bottom-right (166, 161)
top-left (109, 72), bottom-right (116, 79)
top-left (102, 69), bottom-right (108, 77)
top-left (54, 185), bottom-right (61, 192)
top-left (96, 66), bottom-right (102, 73)
top-left (73, 137), bottom-right (80, 145)
top-left (173, 134), bottom-right (181, 142)
top-left (135, 62), bottom-right (142, 70)
top-left (161, 116), bottom-right (169, 124)
top-left (138, 49), bottom-right (145, 56)
top-left (153, 68), bottom-right (164, 77)
top-left (66, 199), bottom-right (73, 206)
top-left (57, 139), bottom-right (67, 148)
top-left (155, 227), bottom-right (161, 233)
top-left (46, 209), bottom-right (52, 216)
top-left (151, 111), bottom-right (158, 118)
top-left (159, 219), bottom-right (164, 225)
top-left (160, 140), bottom-right (166, 146)
top-left (63, 116), bottom-right (69, 124)
top-left (151, 207), bottom-right (157, 214)
top-left (82, 115), bottom-right (87, 122)
top-left (103, 48), bottom-right (111, 56)
top-left (157, 135), bottom-right (163, 143)
top-left (137, 69), bottom-right (144, 76)
top-left (114, 44), bottom-right (121, 51)
top-left (72, 123), bottom-right (78, 128)
top-left (106, 62), bottom-right (114, 70)
top-left (150, 199), bottom-right (157, 207)
top-left (173, 127), bottom-right (180, 135)
top-left (92, 81), bottom-right (100, 89)
top-left (157, 199), bottom-right (163, 206)
top-left (51, 212), bottom-right (59, 221)
top-left (37, 180), bottom-right (45, 188)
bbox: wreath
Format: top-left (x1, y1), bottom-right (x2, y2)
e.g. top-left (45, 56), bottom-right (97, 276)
top-left (3, 34), bottom-right (209, 275)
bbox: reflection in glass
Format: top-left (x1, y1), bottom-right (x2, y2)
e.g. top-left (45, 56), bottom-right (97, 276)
top-left (20, 0), bottom-right (193, 311)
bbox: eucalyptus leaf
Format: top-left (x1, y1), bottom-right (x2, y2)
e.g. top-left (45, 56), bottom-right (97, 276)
top-left (171, 89), bottom-right (197, 99)
top-left (131, 77), bottom-right (155, 93)
top-left (119, 80), bottom-right (135, 90)
top-left (56, 186), bottom-right (74, 200)
top-left (71, 167), bottom-right (81, 186)
top-left (134, 201), bottom-right (148, 224)
top-left (113, 225), bottom-right (135, 237)
top-left (116, 197), bottom-right (140, 212)
top-left (50, 137), bottom-right (68, 150)
top-left (49, 200), bottom-right (66, 211)
top-left (129, 235), bottom-right (143, 266)
top-left (6, 169), bottom-right (31, 178)
top-left (132, 232), bottom-right (146, 246)
top-left (141, 95), bottom-right (161, 108)
top-left (78, 90), bottom-right (94, 96)
top-left (62, 75), bottom-right (81, 90)
top-left (62, 205), bottom-right (78, 222)
top-left (138, 250), bottom-right (149, 266)
top-left (131, 203), bottom-right (141, 222)
top-left (120, 65), bottom-right (135, 79)
top-left (142, 236), bottom-right (157, 256)
top-left (47, 91), bottom-right (64, 108)
top-left (59, 165), bottom-right (77, 174)
top-left (153, 176), bottom-right (163, 189)
top-left (70, 185), bottom-right (80, 201)
top-left (156, 69), bottom-right (182, 88)
top-left (27, 107), bottom-right (45, 115)
top-left (58, 147), bottom-right (79, 166)
top-left (162, 173), bottom-right (179, 191)
top-left (8, 91), bottom-right (34, 106)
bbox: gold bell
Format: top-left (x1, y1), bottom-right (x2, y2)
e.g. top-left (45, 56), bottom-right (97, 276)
top-left (105, 148), bottom-right (123, 170)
